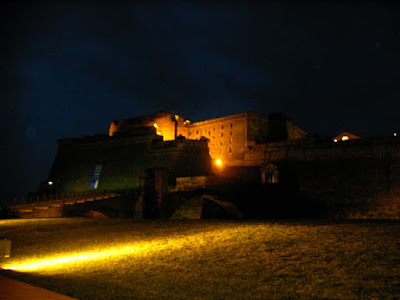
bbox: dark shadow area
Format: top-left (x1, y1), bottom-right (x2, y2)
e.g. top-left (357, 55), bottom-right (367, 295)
top-left (208, 182), bottom-right (327, 219)
top-left (0, 206), bottom-right (19, 219)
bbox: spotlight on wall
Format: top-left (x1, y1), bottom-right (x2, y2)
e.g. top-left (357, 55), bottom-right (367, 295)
top-left (48, 181), bottom-right (53, 186)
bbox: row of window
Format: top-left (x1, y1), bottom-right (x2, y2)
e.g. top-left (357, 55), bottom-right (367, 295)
top-left (211, 147), bottom-right (233, 155)
top-left (211, 138), bottom-right (233, 147)
top-left (189, 130), bottom-right (233, 138)
top-left (188, 123), bottom-right (234, 137)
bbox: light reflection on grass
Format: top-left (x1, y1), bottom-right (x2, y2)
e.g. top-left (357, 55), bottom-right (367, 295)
top-left (1, 218), bottom-right (399, 299)
top-left (2, 228), bottom-right (244, 273)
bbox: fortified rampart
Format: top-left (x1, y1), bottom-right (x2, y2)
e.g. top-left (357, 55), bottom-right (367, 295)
top-left (45, 126), bottom-right (211, 193)
top-left (110, 111), bottom-right (307, 167)
top-left (29, 110), bottom-right (400, 219)
top-left (257, 137), bottom-right (400, 218)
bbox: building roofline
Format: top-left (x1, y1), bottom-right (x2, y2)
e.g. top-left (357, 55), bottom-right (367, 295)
top-left (190, 112), bottom-right (248, 127)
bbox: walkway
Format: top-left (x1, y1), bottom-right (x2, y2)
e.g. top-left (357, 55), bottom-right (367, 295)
top-left (0, 275), bottom-right (77, 300)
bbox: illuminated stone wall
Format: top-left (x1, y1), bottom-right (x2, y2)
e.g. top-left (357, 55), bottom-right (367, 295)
top-left (188, 113), bottom-right (247, 166)
top-left (109, 111), bottom-right (308, 167)
top-left (46, 131), bottom-right (211, 193)
top-left (109, 111), bottom-right (188, 141)
top-left (187, 112), bottom-right (307, 166)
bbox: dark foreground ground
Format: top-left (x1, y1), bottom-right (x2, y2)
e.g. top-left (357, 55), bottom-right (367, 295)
top-left (0, 218), bottom-right (399, 299)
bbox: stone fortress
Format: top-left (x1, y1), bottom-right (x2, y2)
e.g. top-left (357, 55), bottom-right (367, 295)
top-left (109, 111), bottom-right (307, 167)
top-left (34, 111), bottom-right (400, 219)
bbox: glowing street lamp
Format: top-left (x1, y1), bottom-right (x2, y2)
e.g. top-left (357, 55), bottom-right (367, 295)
top-left (48, 181), bottom-right (53, 186)
top-left (215, 159), bottom-right (223, 167)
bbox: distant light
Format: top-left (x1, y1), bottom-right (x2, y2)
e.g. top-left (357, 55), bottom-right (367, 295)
top-left (215, 159), bottom-right (223, 167)
top-left (333, 139), bottom-right (338, 143)
top-left (342, 136), bottom-right (349, 141)
top-left (153, 123), bottom-right (158, 128)
top-left (394, 133), bottom-right (397, 137)
top-left (48, 181), bottom-right (53, 185)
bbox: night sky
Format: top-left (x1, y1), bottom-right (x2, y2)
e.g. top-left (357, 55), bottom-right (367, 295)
top-left (2, 1), bottom-right (400, 200)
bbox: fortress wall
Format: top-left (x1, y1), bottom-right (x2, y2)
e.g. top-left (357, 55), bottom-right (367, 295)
top-left (109, 111), bottom-right (309, 168)
top-left (286, 118), bottom-right (308, 140)
top-left (242, 137), bottom-right (400, 218)
top-left (280, 156), bottom-right (400, 218)
top-left (247, 113), bottom-right (269, 142)
top-left (151, 113), bottom-right (177, 141)
top-left (48, 136), bottom-right (153, 192)
top-left (47, 134), bottom-right (211, 193)
top-left (268, 137), bottom-right (400, 218)
top-left (109, 112), bottom-right (184, 141)
top-left (189, 113), bottom-right (247, 165)
top-left (244, 137), bottom-right (400, 166)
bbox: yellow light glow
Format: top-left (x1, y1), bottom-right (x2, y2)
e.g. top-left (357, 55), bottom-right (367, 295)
top-left (48, 181), bottom-right (53, 185)
top-left (1, 227), bottom-right (246, 273)
top-left (342, 135), bottom-right (349, 141)
top-left (153, 123), bottom-right (158, 128)
top-left (2, 242), bottom-right (164, 273)
top-left (333, 139), bottom-right (338, 143)
top-left (215, 159), bottom-right (223, 167)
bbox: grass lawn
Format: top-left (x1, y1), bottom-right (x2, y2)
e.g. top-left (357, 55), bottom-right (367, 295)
top-left (0, 218), bottom-right (399, 299)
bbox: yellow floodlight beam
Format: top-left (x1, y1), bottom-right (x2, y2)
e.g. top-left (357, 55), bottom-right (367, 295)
top-left (0, 227), bottom-right (246, 273)
top-left (2, 243), bottom-right (150, 272)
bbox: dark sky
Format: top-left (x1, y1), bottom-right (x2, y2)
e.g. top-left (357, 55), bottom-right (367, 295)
top-left (2, 1), bottom-right (400, 200)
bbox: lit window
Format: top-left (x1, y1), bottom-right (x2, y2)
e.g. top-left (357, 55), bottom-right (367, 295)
top-left (342, 136), bottom-right (349, 141)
